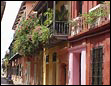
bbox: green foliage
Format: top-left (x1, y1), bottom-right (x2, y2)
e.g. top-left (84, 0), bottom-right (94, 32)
top-left (69, 2), bottom-right (110, 29)
top-left (55, 6), bottom-right (69, 21)
top-left (82, 2), bottom-right (110, 25)
top-left (2, 52), bottom-right (9, 71)
top-left (13, 8), bottom-right (52, 56)
top-left (43, 8), bottom-right (53, 26)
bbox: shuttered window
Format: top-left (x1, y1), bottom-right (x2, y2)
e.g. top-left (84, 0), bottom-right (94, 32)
top-left (91, 46), bottom-right (103, 85)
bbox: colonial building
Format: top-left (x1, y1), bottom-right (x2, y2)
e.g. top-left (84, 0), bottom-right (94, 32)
top-left (8, 1), bottom-right (42, 85)
top-left (68, 1), bottom-right (110, 85)
top-left (8, 1), bottom-right (110, 85)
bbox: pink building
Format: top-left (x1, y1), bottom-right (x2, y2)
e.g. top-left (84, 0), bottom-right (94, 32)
top-left (68, 1), bottom-right (110, 85)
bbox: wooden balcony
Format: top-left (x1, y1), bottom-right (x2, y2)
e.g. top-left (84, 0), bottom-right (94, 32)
top-left (48, 21), bottom-right (69, 40)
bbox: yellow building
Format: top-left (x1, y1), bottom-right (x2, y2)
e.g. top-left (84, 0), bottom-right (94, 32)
top-left (43, 42), bottom-right (69, 85)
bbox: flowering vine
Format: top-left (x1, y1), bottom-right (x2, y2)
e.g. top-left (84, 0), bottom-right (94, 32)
top-left (13, 8), bottom-right (52, 56)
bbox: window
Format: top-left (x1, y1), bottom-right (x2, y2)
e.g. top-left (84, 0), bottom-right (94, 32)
top-left (46, 55), bottom-right (49, 64)
top-left (53, 52), bottom-right (57, 62)
top-left (91, 46), bottom-right (103, 85)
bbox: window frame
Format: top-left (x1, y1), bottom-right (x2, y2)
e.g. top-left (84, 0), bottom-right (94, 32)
top-left (91, 46), bottom-right (103, 85)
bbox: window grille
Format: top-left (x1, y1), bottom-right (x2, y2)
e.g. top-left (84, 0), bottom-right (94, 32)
top-left (91, 46), bottom-right (103, 85)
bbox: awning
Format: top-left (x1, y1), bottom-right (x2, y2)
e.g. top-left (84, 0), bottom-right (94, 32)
top-left (9, 52), bottom-right (21, 61)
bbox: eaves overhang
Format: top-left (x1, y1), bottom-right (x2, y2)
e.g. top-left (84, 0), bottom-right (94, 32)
top-left (12, 1), bottom-right (26, 30)
top-left (9, 52), bottom-right (21, 61)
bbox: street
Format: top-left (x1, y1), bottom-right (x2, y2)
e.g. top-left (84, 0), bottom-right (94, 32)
top-left (1, 76), bottom-right (14, 85)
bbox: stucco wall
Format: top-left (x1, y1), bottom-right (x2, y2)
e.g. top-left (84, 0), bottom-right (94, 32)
top-left (69, 30), bottom-right (110, 85)
top-left (86, 31), bottom-right (110, 85)
top-left (43, 42), bottom-right (69, 85)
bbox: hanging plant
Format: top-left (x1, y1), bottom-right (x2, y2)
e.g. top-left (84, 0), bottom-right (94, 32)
top-left (12, 8), bottom-right (52, 57)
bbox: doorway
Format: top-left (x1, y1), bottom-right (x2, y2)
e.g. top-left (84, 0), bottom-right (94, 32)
top-left (73, 49), bottom-right (86, 85)
top-left (60, 64), bottom-right (67, 85)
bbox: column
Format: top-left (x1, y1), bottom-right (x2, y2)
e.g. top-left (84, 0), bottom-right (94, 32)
top-left (49, 54), bottom-right (53, 85)
top-left (43, 48), bottom-right (46, 85)
top-left (68, 53), bottom-right (73, 85)
top-left (81, 49), bottom-right (86, 85)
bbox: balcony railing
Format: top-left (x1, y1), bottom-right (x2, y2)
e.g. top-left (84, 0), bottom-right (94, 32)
top-left (71, 17), bottom-right (83, 36)
top-left (70, 3), bottom-right (110, 37)
top-left (88, 3), bottom-right (110, 29)
top-left (48, 21), bottom-right (69, 36)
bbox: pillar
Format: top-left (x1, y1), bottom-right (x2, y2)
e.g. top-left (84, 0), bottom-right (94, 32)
top-left (68, 53), bottom-right (73, 85)
top-left (81, 50), bottom-right (86, 85)
top-left (43, 48), bottom-right (46, 85)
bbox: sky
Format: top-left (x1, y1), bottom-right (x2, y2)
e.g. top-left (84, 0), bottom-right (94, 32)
top-left (1, 1), bottom-right (23, 64)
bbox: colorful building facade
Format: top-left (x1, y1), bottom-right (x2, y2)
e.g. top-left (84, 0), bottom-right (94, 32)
top-left (8, 1), bottom-right (110, 85)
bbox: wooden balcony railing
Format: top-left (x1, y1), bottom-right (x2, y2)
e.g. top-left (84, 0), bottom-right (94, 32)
top-left (48, 21), bottom-right (70, 36)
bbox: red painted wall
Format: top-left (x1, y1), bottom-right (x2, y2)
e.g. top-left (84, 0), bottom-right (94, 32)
top-left (70, 29), bottom-right (110, 85)
top-left (71, 1), bottom-right (98, 19)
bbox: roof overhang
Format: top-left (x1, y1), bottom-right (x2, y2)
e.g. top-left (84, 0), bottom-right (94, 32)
top-left (12, 1), bottom-right (26, 30)
top-left (9, 52), bottom-right (21, 61)
top-left (33, 1), bottom-right (45, 11)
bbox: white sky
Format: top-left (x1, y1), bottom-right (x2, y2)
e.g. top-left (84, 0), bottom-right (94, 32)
top-left (1, 1), bottom-right (23, 64)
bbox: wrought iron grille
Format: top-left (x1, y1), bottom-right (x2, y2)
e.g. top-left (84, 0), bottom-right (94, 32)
top-left (91, 46), bottom-right (103, 85)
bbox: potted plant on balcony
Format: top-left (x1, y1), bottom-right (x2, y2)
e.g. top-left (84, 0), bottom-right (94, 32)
top-left (82, 2), bottom-right (110, 29)
top-left (55, 5), bottom-right (69, 21)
